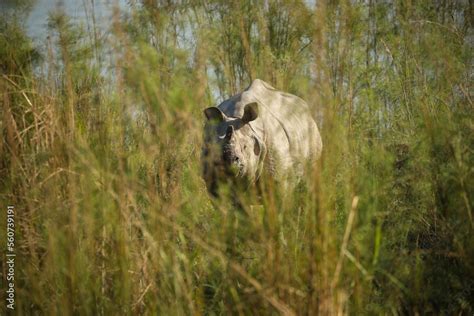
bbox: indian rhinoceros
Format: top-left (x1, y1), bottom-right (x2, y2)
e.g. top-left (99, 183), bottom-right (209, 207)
top-left (201, 79), bottom-right (322, 196)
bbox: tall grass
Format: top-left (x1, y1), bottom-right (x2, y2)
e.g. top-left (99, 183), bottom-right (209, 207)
top-left (1, 0), bottom-right (472, 314)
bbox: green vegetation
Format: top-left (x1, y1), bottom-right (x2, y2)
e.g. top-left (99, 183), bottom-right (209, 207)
top-left (1, 1), bottom-right (472, 314)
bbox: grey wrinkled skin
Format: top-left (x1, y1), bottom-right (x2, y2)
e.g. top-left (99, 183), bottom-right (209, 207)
top-left (201, 79), bottom-right (322, 197)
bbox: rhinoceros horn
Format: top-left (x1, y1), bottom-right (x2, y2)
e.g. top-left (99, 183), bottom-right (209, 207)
top-left (225, 125), bottom-right (234, 140)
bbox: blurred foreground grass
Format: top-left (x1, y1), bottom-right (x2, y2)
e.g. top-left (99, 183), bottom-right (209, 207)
top-left (0, 1), bottom-right (473, 314)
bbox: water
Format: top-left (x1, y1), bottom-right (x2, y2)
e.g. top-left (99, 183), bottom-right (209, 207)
top-left (1, 0), bottom-right (129, 43)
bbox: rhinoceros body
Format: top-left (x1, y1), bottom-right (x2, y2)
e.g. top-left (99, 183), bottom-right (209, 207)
top-left (202, 79), bottom-right (322, 196)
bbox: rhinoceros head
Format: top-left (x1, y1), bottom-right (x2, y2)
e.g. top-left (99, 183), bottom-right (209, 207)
top-left (202, 102), bottom-right (264, 193)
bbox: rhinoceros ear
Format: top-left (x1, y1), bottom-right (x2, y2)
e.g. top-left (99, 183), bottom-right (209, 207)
top-left (242, 102), bottom-right (258, 123)
top-left (204, 107), bottom-right (224, 121)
